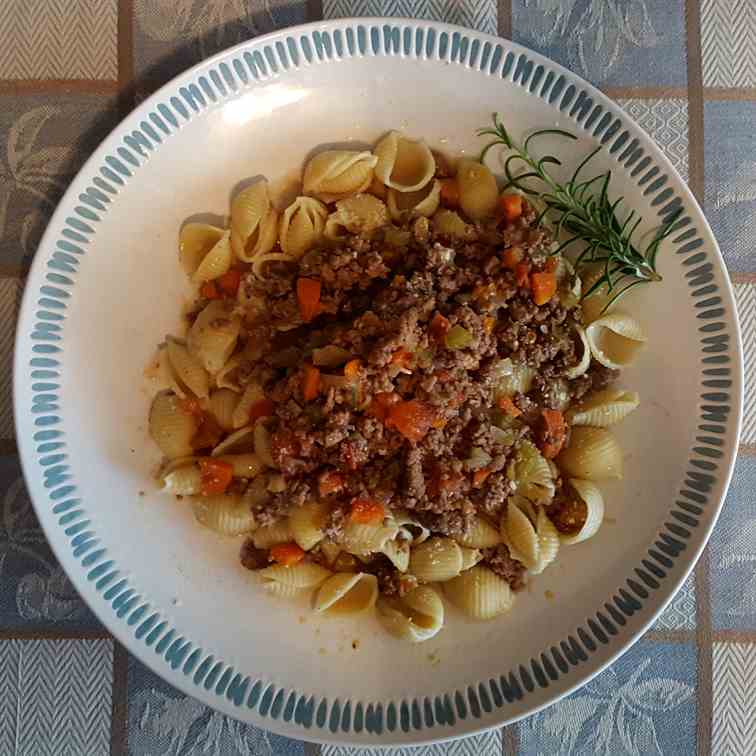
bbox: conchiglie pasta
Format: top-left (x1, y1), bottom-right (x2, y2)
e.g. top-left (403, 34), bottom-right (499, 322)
top-left (161, 461), bottom-right (201, 495)
top-left (192, 493), bottom-right (257, 536)
top-left (501, 498), bottom-right (540, 570)
top-left (259, 562), bottom-right (332, 589)
top-left (374, 131), bottom-right (435, 192)
top-left (566, 326), bottom-right (591, 380)
top-left (408, 537), bottom-right (463, 583)
top-left (377, 585), bottom-right (444, 642)
top-left (444, 565), bottom-right (514, 620)
top-left (566, 388), bottom-right (640, 427)
top-left (586, 313), bottom-right (647, 369)
top-left (455, 515), bottom-right (500, 548)
top-left (211, 425), bottom-right (255, 457)
top-left (459, 546), bottom-right (483, 571)
top-left (192, 230), bottom-right (232, 283)
top-left (263, 582), bottom-right (308, 600)
top-left (387, 179), bottom-right (441, 222)
top-left (339, 519), bottom-right (399, 556)
top-left (314, 572), bottom-right (378, 615)
top-left (531, 507), bottom-right (560, 575)
top-left (512, 441), bottom-right (555, 503)
top-left (187, 301), bottom-right (240, 374)
top-left (233, 208), bottom-right (280, 263)
top-left (557, 426), bottom-right (623, 480)
top-left (165, 337), bottom-right (209, 399)
top-left (381, 536), bottom-right (411, 572)
top-left (254, 422), bottom-right (275, 468)
top-left (303, 150), bottom-right (378, 203)
top-left (324, 193), bottom-right (389, 239)
top-left (149, 392), bottom-right (198, 459)
top-left (207, 389), bottom-right (239, 432)
top-left (179, 223), bottom-right (224, 275)
top-left (557, 478), bottom-right (605, 545)
top-left (279, 196), bottom-right (328, 258)
top-left (215, 453), bottom-right (263, 478)
top-left (232, 381), bottom-right (265, 429)
top-left (289, 500), bottom-right (330, 551)
top-left (456, 159), bottom-right (499, 219)
top-left (392, 511), bottom-right (430, 545)
top-left (215, 355), bottom-right (245, 393)
top-left (231, 181), bottom-right (270, 241)
top-left (252, 520), bottom-right (294, 549)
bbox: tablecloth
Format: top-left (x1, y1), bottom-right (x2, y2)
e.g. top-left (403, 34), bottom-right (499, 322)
top-left (0, 1), bottom-right (753, 754)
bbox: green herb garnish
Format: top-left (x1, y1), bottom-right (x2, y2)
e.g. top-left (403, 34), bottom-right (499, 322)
top-left (477, 114), bottom-right (682, 310)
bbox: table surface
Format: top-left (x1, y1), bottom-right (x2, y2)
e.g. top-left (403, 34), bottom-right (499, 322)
top-left (1, 1), bottom-right (754, 754)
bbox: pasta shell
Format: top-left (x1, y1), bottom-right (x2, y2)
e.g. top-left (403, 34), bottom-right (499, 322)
top-left (319, 539), bottom-right (342, 565)
top-left (237, 208), bottom-right (280, 263)
top-left (512, 441), bottom-right (555, 503)
top-left (314, 572), bottom-right (378, 615)
top-left (207, 389), bottom-right (239, 432)
top-left (252, 520), bottom-right (294, 548)
top-left (374, 131), bottom-right (435, 192)
top-left (559, 478), bottom-right (605, 545)
top-left (459, 546), bottom-right (483, 571)
top-left (231, 181), bottom-right (270, 242)
top-left (215, 453), bottom-right (263, 479)
top-left (232, 381), bottom-right (265, 429)
top-left (215, 355), bottom-right (245, 393)
top-left (149, 392), bottom-right (198, 459)
top-left (444, 565), bottom-right (514, 620)
top-left (456, 515), bottom-right (501, 549)
top-left (456, 159), bottom-right (499, 220)
top-left (279, 196), bottom-right (328, 258)
top-left (432, 209), bottom-right (472, 238)
top-left (241, 475), bottom-right (270, 510)
top-left (586, 313), bottom-right (647, 369)
top-left (211, 425), bottom-right (255, 457)
top-left (166, 337), bottom-right (209, 399)
top-left (382, 536), bottom-right (411, 572)
top-left (161, 462), bottom-right (202, 495)
top-left (179, 223), bottom-right (224, 275)
top-left (367, 175), bottom-right (388, 199)
top-left (192, 493), bottom-right (256, 536)
top-left (192, 230), bottom-right (232, 283)
top-left (557, 426), bottom-right (623, 480)
top-left (392, 511), bottom-right (430, 545)
top-left (566, 388), bottom-right (640, 427)
top-left (303, 150), bottom-right (378, 203)
top-left (386, 179), bottom-right (441, 222)
top-left (289, 500), bottom-right (330, 551)
top-left (502, 500), bottom-right (540, 570)
top-left (566, 325), bottom-right (591, 380)
top-left (263, 582), bottom-right (308, 600)
top-left (187, 301), bottom-right (240, 374)
top-left (531, 507), bottom-right (560, 575)
top-left (339, 519), bottom-right (399, 556)
top-left (259, 562), bottom-right (332, 588)
top-left (324, 193), bottom-right (389, 239)
top-left (579, 267), bottom-right (610, 324)
top-left (408, 537), bottom-right (463, 583)
top-left (377, 585), bottom-right (444, 642)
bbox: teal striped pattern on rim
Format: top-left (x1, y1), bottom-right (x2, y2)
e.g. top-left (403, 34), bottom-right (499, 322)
top-left (22, 20), bottom-right (737, 738)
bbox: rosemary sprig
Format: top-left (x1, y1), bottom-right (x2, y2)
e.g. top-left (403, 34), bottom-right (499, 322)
top-left (477, 113), bottom-right (682, 310)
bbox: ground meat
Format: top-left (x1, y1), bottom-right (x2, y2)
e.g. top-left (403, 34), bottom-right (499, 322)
top-left (224, 202), bottom-right (603, 594)
top-left (483, 544), bottom-right (527, 591)
top-left (240, 540), bottom-right (269, 571)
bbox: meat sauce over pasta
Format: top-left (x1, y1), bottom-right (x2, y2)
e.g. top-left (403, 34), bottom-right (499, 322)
top-left (147, 132), bottom-right (643, 640)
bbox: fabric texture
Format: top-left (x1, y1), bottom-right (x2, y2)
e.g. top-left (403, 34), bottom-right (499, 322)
top-left (0, 1), bottom-right (752, 754)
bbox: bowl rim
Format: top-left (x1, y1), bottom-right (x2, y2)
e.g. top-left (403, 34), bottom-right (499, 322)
top-left (13, 16), bottom-right (744, 746)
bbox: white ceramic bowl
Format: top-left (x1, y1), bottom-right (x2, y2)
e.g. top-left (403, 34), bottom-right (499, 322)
top-left (14, 19), bottom-right (742, 746)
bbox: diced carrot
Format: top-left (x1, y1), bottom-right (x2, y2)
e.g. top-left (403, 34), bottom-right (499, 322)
top-left (269, 542), bottom-right (305, 567)
top-left (501, 245), bottom-right (524, 271)
top-left (497, 396), bottom-right (522, 417)
top-left (427, 468), bottom-right (463, 497)
top-left (499, 193), bottom-right (523, 221)
top-left (432, 416), bottom-right (447, 429)
top-left (198, 458), bottom-right (234, 496)
top-left (430, 312), bottom-right (451, 342)
top-left (344, 359), bottom-right (363, 380)
top-left (472, 468), bottom-right (492, 487)
top-left (217, 269), bottom-right (242, 297)
top-left (180, 397), bottom-right (203, 417)
top-left (200, 281), bottom-right (221, 300)
top-left (439, 178), bottom-right (460, 207)
top-left (540, 409), bottom-right (567, 459)
top-left (297, 277), bottom-right (322, 322)
top-left (483, 316), bottom-right (496, 334)
top-left (515, 261), bottom-right (531, 288)
top-left (366, 391), bottom-right (400, 421)
top-left (302, 363), bottom-right (321, 402)
top-left (249, 398), bottom-right (274, 422)
top-left (318, 470), bottom-right (345, 497)
top-left (530, 270), bottom-right (557, 306)
top-left (544, 256), bottom-right (558, 273)
top-left (386, 400), bottom-right (436, 443)
top-left (390, 348), bottom-right (413, 370)
top-left (350, 499), bottom-right (385, 524)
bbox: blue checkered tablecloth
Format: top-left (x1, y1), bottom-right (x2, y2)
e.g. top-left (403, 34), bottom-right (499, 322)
top-left (1, 1), bottom-right (754, 754)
